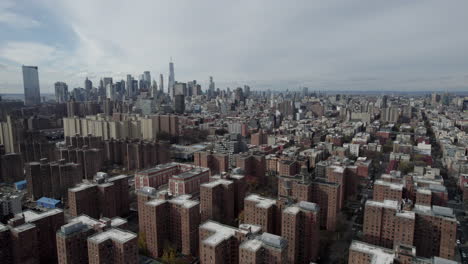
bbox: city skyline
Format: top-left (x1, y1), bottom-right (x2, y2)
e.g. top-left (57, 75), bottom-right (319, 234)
top-left (0, 0), bottom-right (468, 93)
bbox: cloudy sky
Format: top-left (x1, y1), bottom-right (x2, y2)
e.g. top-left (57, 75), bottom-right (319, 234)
top-left (1, 0), bottom-right (468, 93)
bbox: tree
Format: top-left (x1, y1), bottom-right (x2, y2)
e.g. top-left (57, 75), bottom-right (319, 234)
top-left (238, 210), bottom-right (245, 223)
top-left (138, 232), bottom-right (148, 256)
top-left (398, 161), bottom-right (414, 175)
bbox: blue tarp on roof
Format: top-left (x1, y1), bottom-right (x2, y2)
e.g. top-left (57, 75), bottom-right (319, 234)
top-left (14, 180), bottom-right (27, 190)
top-left (37, 197), bottom-right (61, 208)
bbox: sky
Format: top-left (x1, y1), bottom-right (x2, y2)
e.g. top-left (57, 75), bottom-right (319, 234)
top-left (1, 0), bottom-right (468, 94)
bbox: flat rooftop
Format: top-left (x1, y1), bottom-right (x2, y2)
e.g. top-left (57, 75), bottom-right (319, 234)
top-left (88, 228), bottom-right (136, 244)
top-left (245, 194), bottom-right (276, 209)
top-left (19, 209), bottom-right (63, 222)
top-left (350, 240), bottom-right (394, 264)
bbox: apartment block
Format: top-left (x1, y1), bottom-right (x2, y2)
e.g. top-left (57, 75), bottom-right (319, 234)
top-left (68, 175), bottom-right (129, 219)
top-left (199, 221), bottom-right (255, 264)
top-left (135, 162), bottom-right (208, 193)
top-left (194, 151), bottom-right (229, 175)
top-left (137, 188), bottom-right (200, 258)
top-left (281, 201), bottom-right (320, 263)
top-left (26, 158), bottom-right (82, 201)
top-left (239, 233), bottom-right (288, 264)
top-left (362, 199), bottom-right (457, 260)
top-left (87, 228), bottom-right (138, 264)
top-left (56, 215), bottom-right (127, 264)
top-left (278, 175), bottom-right (341, 231)
top-left (200, 179), bottom-right (235, 224)
top-left (348, 240), bottom-right (457, 264)
top-left (244, 194), bottom-right (278, 234)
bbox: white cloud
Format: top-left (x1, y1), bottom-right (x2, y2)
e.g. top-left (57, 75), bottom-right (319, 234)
top-left (0, 1), bottom-right (40, 28)
top-left (0, 42), bottom-right (58, 65)
top-left (2, 0), bottom-right (468, 92)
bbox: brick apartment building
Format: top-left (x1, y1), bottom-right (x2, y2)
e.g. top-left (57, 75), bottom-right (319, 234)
top-left (26, 158), bottom-right (82, 201)
top-left (194, 151), bottom-right (229, 175)
top-left (68, 174), bottom-right (129, 219)
top-left (363, 199), bottom-right (457, 260)
top-left (281, 201), bottom-right (320, 263)
top-left (244, 194), bottom-right (278, 234)
top-left (250, 130), bottom-right (268, 146)
top-left (348, 240), bottom-right (457, 264)
top-left (235, 153), bottom-right (266, 184)
top-left (137, 187), bottom-right (200, 258)
top-left (278, 174), bottom-right (341, 231)
top-left (135, 162), bottom-right (209, 195)
top-left (0, 209), bottom-right (64, 264)
top-left (200, 179), bottom-right (235, 224)
top-left (199, 221), bottom-right (259, 264)
top-left (56, 215), bottom-right (128, 264)
top-left (87, 228), bottom-right (138, 264)
top-left (239, 233), bottom-right (288, 264)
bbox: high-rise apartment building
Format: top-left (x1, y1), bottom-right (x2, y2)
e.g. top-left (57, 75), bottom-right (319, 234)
top-left (194, 151), bottom-right (229, 175)
top-left (244, 194), bottom-right (278, 234)
top-left (199, 221), bottom-right (257, 264)
top-left (56, 215), bottom-right (128, 264)
top-left (22, 65), bottom-right (41, 105)
top-left (348, 241), bottom-right (457, 264)
top-left (281, 201), bottom-right (320, 263)
top-left (26, 158), bottom-right (82, 201)
top-left (68, 175), bottom-right (129, 219)
top-left (239, 233), bottom-right (288, 264)
top-left (200, 179), bottom-right (235, 224)
top-left (17, 209), bottom-right (65, 263)
top-left (363, 199), bottom-right (457, 260)
top-left (87, 228), bottom-right (138, 264)
top-left (137, 188), bottom-right (200, 258)
top-left (278, 174), bottom-right (341, 231)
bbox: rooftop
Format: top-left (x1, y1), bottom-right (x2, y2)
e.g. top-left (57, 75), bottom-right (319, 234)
top-left (366, 200), bottom-right (399, 210)
top-left (350, 240), bottom-right (394, 264)
top-left (201, 221), bottom-right (238, 247)
top-left (19, 209), bottom-right (63, 222)
top-left (169, 195), bottom-right (199, 208)
top-left (201, 179), bottom-right (233, 188)
top-left (245, 194), bottom-right (276, 209)
top-left (87, 228), bottom-right (136, 244)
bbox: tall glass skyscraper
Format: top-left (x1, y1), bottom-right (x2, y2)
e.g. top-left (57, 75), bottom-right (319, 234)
top-left (22, 65), bottom-right (41, 105)
top-left (168, 60), bottom-right (175, 97)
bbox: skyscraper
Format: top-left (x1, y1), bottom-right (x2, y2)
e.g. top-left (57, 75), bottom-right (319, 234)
top-left (126, 74), bottom-right (134, 98)
top-left (168, 60), bottom-right (175, 97)
top-left (208, 76), bottom-right (215, 98)
top-left (144, 71), bottom-right (151, 88)
top-left (84, 77), bottom-right (92, 90)
top-left (55, 82), bottom-right (69, 103)
top-left (159, 74), bottom-right (164, 93)
top-left (151, 80), bottom-right (158, 98)
top-left (22, 65), bottom-right (41, 105)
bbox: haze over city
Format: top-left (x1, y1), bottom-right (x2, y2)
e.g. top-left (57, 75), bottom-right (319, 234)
top-left (1, 0), bottom-right (468, 93)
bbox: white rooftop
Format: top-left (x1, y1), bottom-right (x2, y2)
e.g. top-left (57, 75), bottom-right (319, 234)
top-left (396, 211), bottom-right (415, 220)
top-left (374, 180), bottom-right (404, 191)
top-left (88, 228), bottom-right (136, 243)
top-left (69, 215), bottom-right (127, 228)
top-left (20, 209), bottom-right (63, 222)
top-left (169, 195), bottom-right (199, 208)
top-left (350, 240), bottom-right (394, 264)
top-left (366, 200), bottom-right (399, 210)
top-left (201, 221), bottom-right (238, 247)
top-left (245, 194), bottom-right (276, 209)
top-left (201, 179), bottom-right (233, 188)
